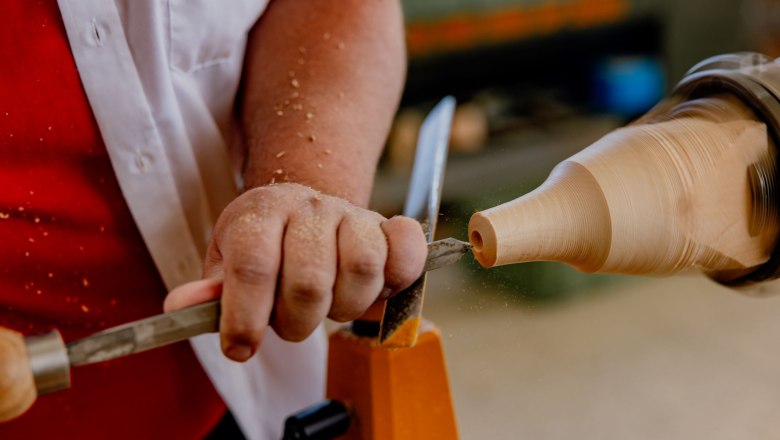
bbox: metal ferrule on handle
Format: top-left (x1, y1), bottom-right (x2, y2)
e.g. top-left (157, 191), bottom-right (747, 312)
top-left (24, 330), bottom-right (70, 395)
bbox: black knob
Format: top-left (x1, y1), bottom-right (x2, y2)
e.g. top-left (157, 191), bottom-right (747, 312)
top-left (282, 400), bottom-right (351, 440)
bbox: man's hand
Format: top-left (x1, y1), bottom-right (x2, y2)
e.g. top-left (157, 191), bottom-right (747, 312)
top-left (165, 0), bottom-right (414, 362)
top-left (164, 183), bottom-right (427, 362)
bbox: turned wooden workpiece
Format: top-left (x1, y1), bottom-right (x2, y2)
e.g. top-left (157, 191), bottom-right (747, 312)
top-left (0, 327), bottom-right (36, 422)
top-left (469, 95), bottom-right (779, 281)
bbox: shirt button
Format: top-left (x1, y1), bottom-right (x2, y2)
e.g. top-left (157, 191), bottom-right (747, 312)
top-left (132, 152), bottom-right (154, 174)
top-left (85, 18), bottom-right (107, 47)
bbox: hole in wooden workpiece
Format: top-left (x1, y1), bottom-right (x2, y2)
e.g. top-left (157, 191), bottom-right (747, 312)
top-left (470, 230), bottom-right (483, 253)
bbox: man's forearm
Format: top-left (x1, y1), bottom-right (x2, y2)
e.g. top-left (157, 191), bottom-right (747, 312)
top-left (240, 0), bottom-right (406, 207)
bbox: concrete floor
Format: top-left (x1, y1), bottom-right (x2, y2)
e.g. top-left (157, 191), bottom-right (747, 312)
top-left (423, 266), bottom-right (780, 440)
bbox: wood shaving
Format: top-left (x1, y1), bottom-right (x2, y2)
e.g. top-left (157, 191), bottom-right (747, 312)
top-left (324, 149), bottom-right (332, 155)
top-left (276, 110), bottom-right (284, 116)
top-left (309, 134), bottom-right (317, 142)
top-left (273, 168), bottom-right (284, 175)
top-left (276, 151), bottom-right (286, 158)
top-left (306, 112), bottom-right (313, 120)
top-left (291, 91), bottom-right (300, 99)
top-left (317, 163), bottom-right (323, 169)
top-left (0, 213), bottom-right (9, 219)
top-left (291, 79), bottom-right (300, 88)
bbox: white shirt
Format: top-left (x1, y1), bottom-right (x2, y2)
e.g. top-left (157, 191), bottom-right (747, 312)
top-left (56, 1), bottom-right (327, 438)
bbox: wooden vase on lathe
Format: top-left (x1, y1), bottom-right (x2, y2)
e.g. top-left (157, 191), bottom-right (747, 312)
top-left (469, 53), bottom-right (780, 290)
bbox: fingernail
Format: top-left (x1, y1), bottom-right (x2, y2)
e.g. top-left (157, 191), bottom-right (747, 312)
top-left (378, 287), bottom-right (394, 300)
top-left (225, 344), bottom-right (254, 362)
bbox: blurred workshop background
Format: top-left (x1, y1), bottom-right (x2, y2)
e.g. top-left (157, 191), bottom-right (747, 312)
top-left (368, 1), bottom-right (780, 438)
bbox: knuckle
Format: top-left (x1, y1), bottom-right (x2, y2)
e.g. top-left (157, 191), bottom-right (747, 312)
top-left (344, 253), bottom-right (384, 279)
top-left (228, 258), bottom-right (276, 286)
top-left (303, 193), bottom-right (324, 209)
top-left (285, 273), bottom-right (331, 307)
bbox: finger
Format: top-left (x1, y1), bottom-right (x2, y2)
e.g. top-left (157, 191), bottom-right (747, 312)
top-left (330, 214), bottom-right (387, 322)
top-left (273, 195), bottom-right (340, 341)
top-left (219, 212), bottom-right (285, 362)
top-left (380, 216), bottom-right (427, 296)
top-left (163, 278), bottom-right (223, 312)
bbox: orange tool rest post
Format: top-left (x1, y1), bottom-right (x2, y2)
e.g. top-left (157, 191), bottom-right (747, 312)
top-left (327, 307), bottom-right (459, 440)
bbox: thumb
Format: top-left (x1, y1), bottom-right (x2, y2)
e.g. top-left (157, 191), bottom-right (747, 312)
top-left (163, 277), bottom-right (223, 312)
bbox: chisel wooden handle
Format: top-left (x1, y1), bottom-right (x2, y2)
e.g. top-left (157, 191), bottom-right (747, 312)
top-left (0, 327), bottom-right (36, 422)
top-left (0, 328), bottom-right (69, 423)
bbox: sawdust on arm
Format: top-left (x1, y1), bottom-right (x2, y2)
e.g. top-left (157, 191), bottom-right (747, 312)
top-left (239, 0), bottom-right (405, 207)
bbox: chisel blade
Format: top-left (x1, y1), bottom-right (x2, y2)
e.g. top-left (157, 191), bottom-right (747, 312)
top-left (379, 96), bottom-right (456, 347)
top-left (67, 301), bottom-right (219, 366)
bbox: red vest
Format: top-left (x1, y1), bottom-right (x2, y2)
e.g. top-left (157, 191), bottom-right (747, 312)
top-left (0, 1), bottom-right (226, 437)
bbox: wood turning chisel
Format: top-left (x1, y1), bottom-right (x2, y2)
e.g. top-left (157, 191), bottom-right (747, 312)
top-left (0, 237), bottom-right (470, 422)
top-left (67, 237), bottom-right (470, 366)
top-left (378, 96), bottom-right (456, 347)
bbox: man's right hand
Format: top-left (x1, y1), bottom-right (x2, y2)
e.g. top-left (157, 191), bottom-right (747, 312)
top-left (163, 183), bottom-right (427, 362)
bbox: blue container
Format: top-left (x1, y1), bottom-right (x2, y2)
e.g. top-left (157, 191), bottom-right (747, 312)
top-left (592, 56), bottom-right (666, 117)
